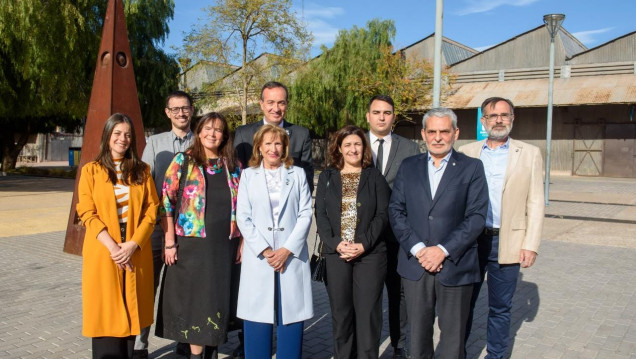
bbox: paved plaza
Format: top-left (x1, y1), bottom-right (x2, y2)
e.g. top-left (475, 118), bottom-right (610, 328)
top-left (1, 174), bottom-right (636, 358)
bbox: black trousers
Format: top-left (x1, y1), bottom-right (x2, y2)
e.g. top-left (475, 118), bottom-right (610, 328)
top-left (384, 239), bottom-right (408, 350)
top-left (403, 272), bottom-right (472, 359)
top-left (92, 336), bottom-right (134, 359)
top-left (325, 250), bottom-right (387, 359)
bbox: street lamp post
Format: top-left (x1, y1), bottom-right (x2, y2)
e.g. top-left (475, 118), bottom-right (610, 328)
top-left (543, 13), bottom-right (565, 206)
top-left (432, 0), bottom-right (443, 107)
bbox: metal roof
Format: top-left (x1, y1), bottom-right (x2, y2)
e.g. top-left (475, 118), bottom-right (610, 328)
top-left (442, 41), bottom-right (478, 66)
top-left (443, 74), bottom-right (636, 109)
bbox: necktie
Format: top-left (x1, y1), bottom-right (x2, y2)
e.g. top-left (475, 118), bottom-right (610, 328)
top-left (376, 138), bottom-right (384, 174)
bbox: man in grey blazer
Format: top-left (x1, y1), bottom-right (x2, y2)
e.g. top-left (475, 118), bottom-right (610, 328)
top-left (366, 95), bottom-right (420, 358)
top-left (138, 90), bottom-right (194, 358)
top-left (234, 81), bottom-right (314, 192)
top-left (459, 97), bottom-right (544, 359)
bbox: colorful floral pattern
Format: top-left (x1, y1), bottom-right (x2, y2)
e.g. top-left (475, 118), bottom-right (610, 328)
top-left (161, 152), bottom-right (242, 239)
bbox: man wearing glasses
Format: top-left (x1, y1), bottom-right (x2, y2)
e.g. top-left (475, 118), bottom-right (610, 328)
top-left (136, 90), bottom-right (195, 359)
top-left (459, 97), bottom-right (544, 359)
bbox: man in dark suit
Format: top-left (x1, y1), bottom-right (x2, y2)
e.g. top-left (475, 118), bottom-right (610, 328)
top-left (234, 81), bottom-right (314, 192)
top-left (365, 95), bottom-right (420, 358)
top-left (389, 107), bottom-right (488, 359)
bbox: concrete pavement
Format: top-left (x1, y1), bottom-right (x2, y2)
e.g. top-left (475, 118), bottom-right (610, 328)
top-left (1, 174), bottom-right (636, 358)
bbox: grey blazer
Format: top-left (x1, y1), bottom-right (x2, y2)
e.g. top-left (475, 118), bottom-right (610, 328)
top-left (235, 120), bottom-right (314, 192)
top-left (366, 132), bottom-right (421, 189)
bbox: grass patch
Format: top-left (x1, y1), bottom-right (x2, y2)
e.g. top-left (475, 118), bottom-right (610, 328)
top-left (6, 166), bottom-right (77, 179)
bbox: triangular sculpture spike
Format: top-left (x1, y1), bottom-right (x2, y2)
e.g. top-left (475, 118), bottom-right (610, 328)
top-left (64, 0), bottom-right (145, 255)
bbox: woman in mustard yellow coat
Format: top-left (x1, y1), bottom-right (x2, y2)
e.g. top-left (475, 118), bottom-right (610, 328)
top-left (77, 113), bottom-right (159, 359)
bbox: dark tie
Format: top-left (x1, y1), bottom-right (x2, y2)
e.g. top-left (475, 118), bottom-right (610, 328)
top-left (376, 139), bottom-right (384, 174)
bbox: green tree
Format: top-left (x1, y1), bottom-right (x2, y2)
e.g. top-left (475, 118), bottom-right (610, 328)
top-left (182, 0), bottom-right (311, 125)
top-left (0, 0), bottom-right (178, 170)
top-left (0, 0), bottom-right (95, 170)
top-left (124, 0), bottom-right (179, 130)
top-left (287, 19), bottom-right (435, 136)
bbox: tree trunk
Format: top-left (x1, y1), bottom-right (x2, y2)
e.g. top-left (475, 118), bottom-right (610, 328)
top-left (0, 129), bottom-right (29, 171)
top-left (241, 39), bottom-right (248, 125)
top-left (242, 76), bottom-right (248, 125)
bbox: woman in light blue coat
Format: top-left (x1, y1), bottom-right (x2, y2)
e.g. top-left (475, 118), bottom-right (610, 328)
top-left (236, 124), bottom-right (313, 359)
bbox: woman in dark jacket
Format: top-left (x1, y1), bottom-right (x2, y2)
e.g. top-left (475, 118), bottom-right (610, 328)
top-left (315, 125), bottom-right (390, 359)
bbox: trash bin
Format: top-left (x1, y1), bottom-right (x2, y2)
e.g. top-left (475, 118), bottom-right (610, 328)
top-left (69, 147), bottom-right (81, 167)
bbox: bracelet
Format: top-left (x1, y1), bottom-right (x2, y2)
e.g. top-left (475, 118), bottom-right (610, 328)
top-left (165, 243), bottom-right (178, 249)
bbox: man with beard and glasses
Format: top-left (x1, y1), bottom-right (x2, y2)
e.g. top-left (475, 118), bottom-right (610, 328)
top-left (137, 90), bottom-right (195, 359)
top-left (459, 97), bottom-right (544, 359)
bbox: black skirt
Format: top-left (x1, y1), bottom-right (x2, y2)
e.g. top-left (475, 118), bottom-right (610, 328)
top-left (155, 166), bottom-right (237, 346)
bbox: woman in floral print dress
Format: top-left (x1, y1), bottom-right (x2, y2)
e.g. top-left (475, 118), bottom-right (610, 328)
top-left (155, 113), bottom-right (242, 359)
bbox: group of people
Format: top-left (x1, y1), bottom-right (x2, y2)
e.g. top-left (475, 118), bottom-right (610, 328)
top-left (77, 80), bottom-right (544, 359)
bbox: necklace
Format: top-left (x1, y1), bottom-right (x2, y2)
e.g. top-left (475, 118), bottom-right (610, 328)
top-left (206, 158), bottom-right (224, 175)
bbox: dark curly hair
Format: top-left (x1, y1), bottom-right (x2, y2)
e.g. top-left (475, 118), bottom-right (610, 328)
top-left (326, 125), bottom-right (373, 170)
top-left (188, 112), bottom-right (238, 172)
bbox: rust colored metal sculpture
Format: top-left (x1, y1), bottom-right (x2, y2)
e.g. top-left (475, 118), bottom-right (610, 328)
top-left (63, 0), bottom-right (145, 255)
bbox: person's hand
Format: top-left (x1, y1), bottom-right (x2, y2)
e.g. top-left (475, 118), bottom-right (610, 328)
top-left (164, 242), bottom-right (178, 266)
top-left (111, 241), bottom-right (138, 264)
top-left (336, 241), bottom-right (349, 257)
top-left (416, 246), bottom-right (444, 273)
top-left (264, 247), bottom-right (291, 272)
top-left (117, 260), bottom-right (134, 271)
top-left (340, 242), bottom-right (365, 262)
top-left (520, 249), bottom-right (537, 268)
top-left (235, 237), bottom-right (244, 264)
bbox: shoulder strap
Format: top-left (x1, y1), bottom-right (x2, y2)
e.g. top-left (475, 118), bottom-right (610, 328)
top-left (174, 153), bottom-right (189, 224)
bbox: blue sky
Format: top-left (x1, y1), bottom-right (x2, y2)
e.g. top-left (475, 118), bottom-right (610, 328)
top-left (162, 0), bottom-right (636, 61)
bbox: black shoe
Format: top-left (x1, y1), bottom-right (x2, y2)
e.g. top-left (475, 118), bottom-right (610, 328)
top-left (132, 349), bottom-right (149, 359)
top-left (176, 342), bottom-right (191, 356)
top-left (392, 347), bottom-right (408, 359)
top-left (231, 343), bottom-right (244, 359)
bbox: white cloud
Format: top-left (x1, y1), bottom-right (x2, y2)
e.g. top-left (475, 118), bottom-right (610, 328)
top-left (457, 0), bottom-right (540, 16)
top-left (297, 3), bottom-right (345, 47)
top-left (303, 6), bottom-right (345, 19)
top-left (474, 44), bottom-right (495, 52)
top-left (571, 27), bottom-right (614, 46)
top-left (306, 19), bottom-right (341, 46)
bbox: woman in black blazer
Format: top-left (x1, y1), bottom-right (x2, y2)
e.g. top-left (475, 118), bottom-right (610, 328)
top-left (315, 125), bottom-right (390, 359)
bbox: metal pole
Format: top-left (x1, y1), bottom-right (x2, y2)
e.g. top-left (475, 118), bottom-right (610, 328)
top-left (545, 37), bottom-right (555, 206)
top-left (432, 0), bottom-right (443, 107)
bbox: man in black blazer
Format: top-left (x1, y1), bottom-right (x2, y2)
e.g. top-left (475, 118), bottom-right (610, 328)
top-left (389, 108), bottom-right (488, 359)
top-left (234, 81), bottom-right (314, 192)
top-left (366, 95), bottom-right (420, 358)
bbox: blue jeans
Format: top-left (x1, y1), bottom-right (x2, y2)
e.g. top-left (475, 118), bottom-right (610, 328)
top-left (467, 234), bottom-right (520, 359)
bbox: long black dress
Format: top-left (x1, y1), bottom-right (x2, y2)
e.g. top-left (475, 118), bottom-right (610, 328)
top-left (156, 161), bottom-right (236, 346)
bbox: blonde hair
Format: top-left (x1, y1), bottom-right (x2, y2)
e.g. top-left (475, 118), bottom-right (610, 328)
top-left (248, 124), bottom-right (293, 168)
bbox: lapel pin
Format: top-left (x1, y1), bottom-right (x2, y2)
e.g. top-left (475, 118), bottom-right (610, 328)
top-left (286, 179), bottom-right (290, 185)
top-left (452, 162), bottom-right (456, 166)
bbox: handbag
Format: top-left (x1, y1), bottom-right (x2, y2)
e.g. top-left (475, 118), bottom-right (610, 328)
top-left (310, 233), bottom-right (327, 284)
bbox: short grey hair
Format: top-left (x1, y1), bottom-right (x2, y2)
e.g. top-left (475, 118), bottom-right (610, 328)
top-left (422, 107), bottom-right (458, 129)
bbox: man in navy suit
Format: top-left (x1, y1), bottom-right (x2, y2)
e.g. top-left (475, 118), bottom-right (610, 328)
top-left (389, 107), bottom-right (488, 359)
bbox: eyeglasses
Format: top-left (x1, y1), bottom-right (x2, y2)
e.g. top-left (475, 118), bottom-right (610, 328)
top-left (166, 106), bottom-right (192, 114)
top-left (483, 113), bottom-right (513, 122)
